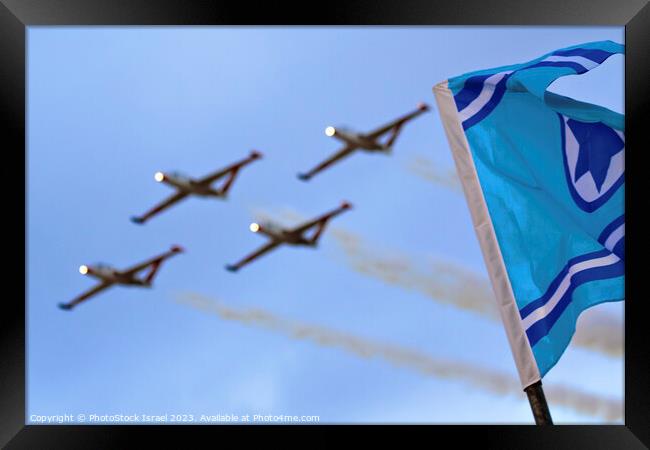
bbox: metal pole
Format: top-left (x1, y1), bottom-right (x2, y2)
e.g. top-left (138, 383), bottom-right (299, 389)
top-left (524, 380), bottom-right (553, 425)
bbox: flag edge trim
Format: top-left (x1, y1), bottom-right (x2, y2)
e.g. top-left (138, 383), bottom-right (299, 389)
top-left (433, 80), bottom-right (541, 389)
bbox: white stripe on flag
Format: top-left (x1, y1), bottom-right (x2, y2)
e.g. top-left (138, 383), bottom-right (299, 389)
top-left (521, 253), bottom-right (621, 330)
top-left (457, 71), bottom-right (512, 123)
top-left (604, 224), bottom-right (625, 252)
top-left (541, 55), bottom-right (599, 70)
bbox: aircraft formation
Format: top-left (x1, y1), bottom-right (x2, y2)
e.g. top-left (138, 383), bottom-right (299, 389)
top-left (58, 103), bottom-right (430, 310)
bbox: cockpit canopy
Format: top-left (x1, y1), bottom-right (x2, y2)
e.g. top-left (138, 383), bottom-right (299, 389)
top-left (261, 221), bottom-right (283, 233)
top-left (169, 171), bottom-right (191, 182)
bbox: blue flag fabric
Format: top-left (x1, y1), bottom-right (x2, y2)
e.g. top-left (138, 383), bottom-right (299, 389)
top-left (434, 41), bottom-right (624, 387)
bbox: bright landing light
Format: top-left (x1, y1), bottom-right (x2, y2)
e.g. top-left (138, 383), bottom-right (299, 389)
top-left (325, 126), bottom-right (336, 137)
top-left (79, 265), bottom-right (89, 275)
top-left (249, 223), bottom-right (260, 233)
top-left (154, 172), bottom-right (165, 182)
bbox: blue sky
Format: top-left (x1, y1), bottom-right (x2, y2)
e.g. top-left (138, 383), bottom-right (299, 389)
top-left (27, 26), bottom-right (623, 424)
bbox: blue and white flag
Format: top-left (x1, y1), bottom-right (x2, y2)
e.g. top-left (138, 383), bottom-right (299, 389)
top-left (434, 41), bottom-right (624, 388)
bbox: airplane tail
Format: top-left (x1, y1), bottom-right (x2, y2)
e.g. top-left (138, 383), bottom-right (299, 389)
top-left (307, 201), bottom-right (352, 244)
top-left (143, 246), bottom-right (183, 284)
top-left (144, 260), bottom-right (163, 285)
top-left (216, 151), bottom-right (264, 196)
top-left (383, 123), bottom-right (404, 150)
top-left (382, 103), bottom-right (430, 150)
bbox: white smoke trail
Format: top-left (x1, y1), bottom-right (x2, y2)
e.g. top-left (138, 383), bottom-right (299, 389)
top-left (248, 209), bottom-right (623, 357)
top-left (330, 227), bottom-right (500, 319)
top-left (573, 308), bottom-right (624, 357)
top-left (404, 155), bottom-right (462, 192)
top-left (176, 292), bottom-right (623, 422)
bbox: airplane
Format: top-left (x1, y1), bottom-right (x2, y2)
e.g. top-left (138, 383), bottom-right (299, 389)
top-left (131, 150), bottom-right (263, 224)
top-left (297, 103), bottom-right (430, 181)
top-left (58, 245), bottom-right (184, 311)
top-left (225, 201), bottom-right (352, 272)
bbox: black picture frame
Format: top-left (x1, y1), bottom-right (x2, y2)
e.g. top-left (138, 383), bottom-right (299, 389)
top-left (2, 0), bottom-right (648, 447)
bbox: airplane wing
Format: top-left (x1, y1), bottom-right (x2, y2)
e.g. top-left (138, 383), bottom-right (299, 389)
top-left (226, 241), bottom-right (282, 271)
top-left (290, 208), bottom-right (345, 236)
top-left (196, 151), bottom-right (262, 186)
top-left (365, 108), bottom-right (427, 140)
top-left (290, 215), bottom-right (329, 235)
top-left (298, 145), bottom-right (356, 180)
top-left (119, 251), bottom-right (175, 278)
top-left (132, 191), bottom-right (189, 223)
top-left (196, 166), bottom-right (233, 186)
top-left (288, 203), bottom-right (351, 240)
top-left (59, 282), bottom-right (113, 310)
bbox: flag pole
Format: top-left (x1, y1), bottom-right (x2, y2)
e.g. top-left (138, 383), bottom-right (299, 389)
top-left (524, 380), bottom-right (553, 425)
